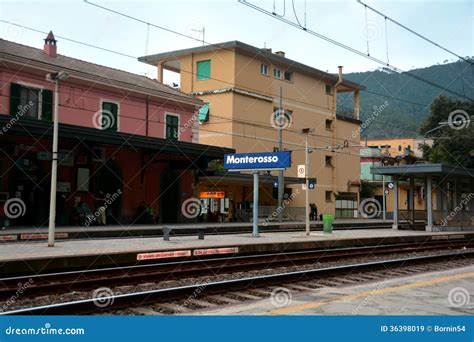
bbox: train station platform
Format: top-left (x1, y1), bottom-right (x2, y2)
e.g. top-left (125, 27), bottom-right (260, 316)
top-left (1, 228), bottom-right (473, 275)
top-left (0, 219), bottom-right (392, 242)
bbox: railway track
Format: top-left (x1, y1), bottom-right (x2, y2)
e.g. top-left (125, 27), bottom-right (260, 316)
top-left (0, 239), bottom-right (471, 301)
top-left (2, 249), bottom-right (473, 315)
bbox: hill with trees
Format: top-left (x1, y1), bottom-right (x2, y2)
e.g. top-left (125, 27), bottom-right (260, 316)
top-left (337, 58), bottom-right (473, 138)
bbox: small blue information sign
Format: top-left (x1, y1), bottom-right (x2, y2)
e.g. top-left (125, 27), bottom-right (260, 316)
top-left (224, 152), bottom-right (291, 171)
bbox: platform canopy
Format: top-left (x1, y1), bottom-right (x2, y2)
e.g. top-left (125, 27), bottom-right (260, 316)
top-left (370, 164), bottom-right (474, 232)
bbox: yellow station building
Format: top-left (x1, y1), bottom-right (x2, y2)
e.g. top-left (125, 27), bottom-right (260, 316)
top-left (140, 41), bottom-right (365, 219)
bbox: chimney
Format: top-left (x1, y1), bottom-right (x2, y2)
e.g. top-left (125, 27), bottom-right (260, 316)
top-left (262, 47), bottom-right (272, 53)
top-left (43, 31), bottom-right (57, 57)
top-left (275, 51), bottom-right (285, 58)
top-left (338, 65), bottom-right (343, 83)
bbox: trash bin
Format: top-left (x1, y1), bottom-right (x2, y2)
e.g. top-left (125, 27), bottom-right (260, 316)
top-left (323, 214), bottom-right (334, 234)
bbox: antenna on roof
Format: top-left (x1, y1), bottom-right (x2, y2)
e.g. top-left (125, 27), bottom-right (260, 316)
top-left (191, 26), bottom-right (205, 46)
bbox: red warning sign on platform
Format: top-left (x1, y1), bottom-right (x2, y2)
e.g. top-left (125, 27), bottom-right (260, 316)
top-left (193, 247), bottom-right (239, 256)
top-left (20, 233), bottom-right (68, 240)
top-left (136, 250), bottom-right (192, 261)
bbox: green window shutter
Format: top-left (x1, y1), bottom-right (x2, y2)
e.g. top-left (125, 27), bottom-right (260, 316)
top-left (196, 60), bottom-right (211, 80)
top-left (198, 103), bottom-right (209, 122)
top-left (9, 83), bottom-right (21, 116)
top-left (102, 102), bottom-right (118, 131)
top-left (166, 115), bottom-right (179, 140)
top-left (41, 89), bottom-right (53, 121)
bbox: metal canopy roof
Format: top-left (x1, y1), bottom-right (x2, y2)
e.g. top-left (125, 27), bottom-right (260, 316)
top-left (201, 172), bottom-right (305, 185)
top-left (371, 164), bottom-right (474, 178)
top-left (0, 116), bottom-right (233, 159)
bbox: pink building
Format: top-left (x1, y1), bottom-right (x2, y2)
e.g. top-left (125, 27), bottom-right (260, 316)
top-left (0, 32), bottom-right (232, 227)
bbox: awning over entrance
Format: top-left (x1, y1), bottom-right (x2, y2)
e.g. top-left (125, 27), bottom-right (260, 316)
top-left (371, 164), bottom-right (474, 232)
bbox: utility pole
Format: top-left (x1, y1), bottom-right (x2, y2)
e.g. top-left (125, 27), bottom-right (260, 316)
top-left (46, 71), bottom-right (69, 247)
top-left (278, 86), bottom-right (284, 222)
top-left (382, 175), bottom-right (386, 221)
top-left (301, 128), bottom-right (314, 235)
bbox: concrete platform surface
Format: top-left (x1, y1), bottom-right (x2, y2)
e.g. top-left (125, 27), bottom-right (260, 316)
top-left (194, 265), bottom-right (474, 315)
top-left (0, 229), bottom-right (472, 263)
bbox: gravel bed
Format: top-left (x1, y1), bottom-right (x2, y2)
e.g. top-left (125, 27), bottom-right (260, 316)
top-left (2, 247), bottom-right (472, 312)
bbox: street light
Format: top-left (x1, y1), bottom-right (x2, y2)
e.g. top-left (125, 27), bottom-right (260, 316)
top-left (301, 128), bottom-right (314, 236)
top-left (46, 71), bottom-right (69, 247)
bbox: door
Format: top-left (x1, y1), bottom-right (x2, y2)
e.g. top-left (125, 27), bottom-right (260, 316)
top-left (160, 170), bottom-right (180, 223)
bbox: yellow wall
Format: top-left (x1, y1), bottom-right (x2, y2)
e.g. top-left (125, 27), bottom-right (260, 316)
top-left (159, 48), bottom-right (361, 215)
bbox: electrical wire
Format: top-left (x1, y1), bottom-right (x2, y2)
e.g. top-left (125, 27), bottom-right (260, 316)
top-left (239, 0), bottom-right (473, 101)
top-left (356, 0), bottom-right (473, 66)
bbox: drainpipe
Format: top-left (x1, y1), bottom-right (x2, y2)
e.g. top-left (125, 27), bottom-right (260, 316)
top-left (145, 95), bottom-right (150, 137)
top-left (331, 66), bottom-right (343, 209)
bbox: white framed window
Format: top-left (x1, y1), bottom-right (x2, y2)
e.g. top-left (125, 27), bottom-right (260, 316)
top-left (273, 68), bottom-right (282, 79)
top-left (284, 71), bottom-right (293, 82)
top-left (260, 64), bottom-right (269, 76)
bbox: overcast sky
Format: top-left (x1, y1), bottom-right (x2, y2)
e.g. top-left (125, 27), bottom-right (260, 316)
top-left (1, 0), bottom-right (472, 85)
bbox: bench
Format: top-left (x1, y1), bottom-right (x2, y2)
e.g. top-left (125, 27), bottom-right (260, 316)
top-left (162, 227), bottom-right (206, 241)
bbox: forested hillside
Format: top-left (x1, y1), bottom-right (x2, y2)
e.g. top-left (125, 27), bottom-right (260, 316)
top-left (337, 58), bottom-right (473, 138)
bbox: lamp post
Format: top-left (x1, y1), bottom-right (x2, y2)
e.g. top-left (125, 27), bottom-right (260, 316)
top-left (46, 71), bottom-right (69, 247)
top-left (301, 128), bottom-right (314, 235)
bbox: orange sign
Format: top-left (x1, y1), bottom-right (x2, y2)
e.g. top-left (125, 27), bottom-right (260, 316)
top-left (199, 191), bottom-right (225, 199)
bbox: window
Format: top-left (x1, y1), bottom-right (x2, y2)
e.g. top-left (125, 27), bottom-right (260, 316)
top-left (198, 103), bottom-right (209, 123)
top-left (273, 68), bottom-right (282, 79)
top-left (325, 84), bottom-right (332, 95)
top-left (325, 119), bottom-right (333, 131)
top-left (166, 114), bottom-right (179, 140)
top-left (284, 71), bottom-right (293, 81)
top-left (335, 193), bottom-right (358, 218)
top-left (9, 83), bottom-right (53, 120)
top-left (325, 191), bottom-right (333, 202)
top-left (196, 60), bottom-right (211, 80)
top-left (260, 64), bottom-right (269, 76)
top-left (325, 156), bottom-right (333, 167)
top-left (101, 101), bottom-right (118, 131)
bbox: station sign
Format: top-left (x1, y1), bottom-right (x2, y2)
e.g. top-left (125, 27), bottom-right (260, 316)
top-left (199, 191), bottom-right (225, 199)
top-left (224, 151), bottom-right (291, 171)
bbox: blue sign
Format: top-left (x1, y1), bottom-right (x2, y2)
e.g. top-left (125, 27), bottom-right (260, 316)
top-left (224, 152), bottom-right (291, 170)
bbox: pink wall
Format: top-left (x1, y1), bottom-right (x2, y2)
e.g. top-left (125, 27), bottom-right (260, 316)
top-left (0, 69), bottom-right (196, 142)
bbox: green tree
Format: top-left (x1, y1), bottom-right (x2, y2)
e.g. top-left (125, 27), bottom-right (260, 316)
top-left (419, 95), bottom-right (474, 168)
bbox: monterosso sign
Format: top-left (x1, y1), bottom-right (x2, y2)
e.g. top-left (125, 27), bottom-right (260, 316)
top-left (224, 152), bottom-right (291, 170)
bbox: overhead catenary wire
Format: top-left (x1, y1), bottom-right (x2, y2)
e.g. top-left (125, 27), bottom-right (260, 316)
top-left (356, 0), bottom-right (473, 66)
top-left (238, 0), bottom-right (473, 101)
top-left (2, 18), bottom-right (437, 138)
